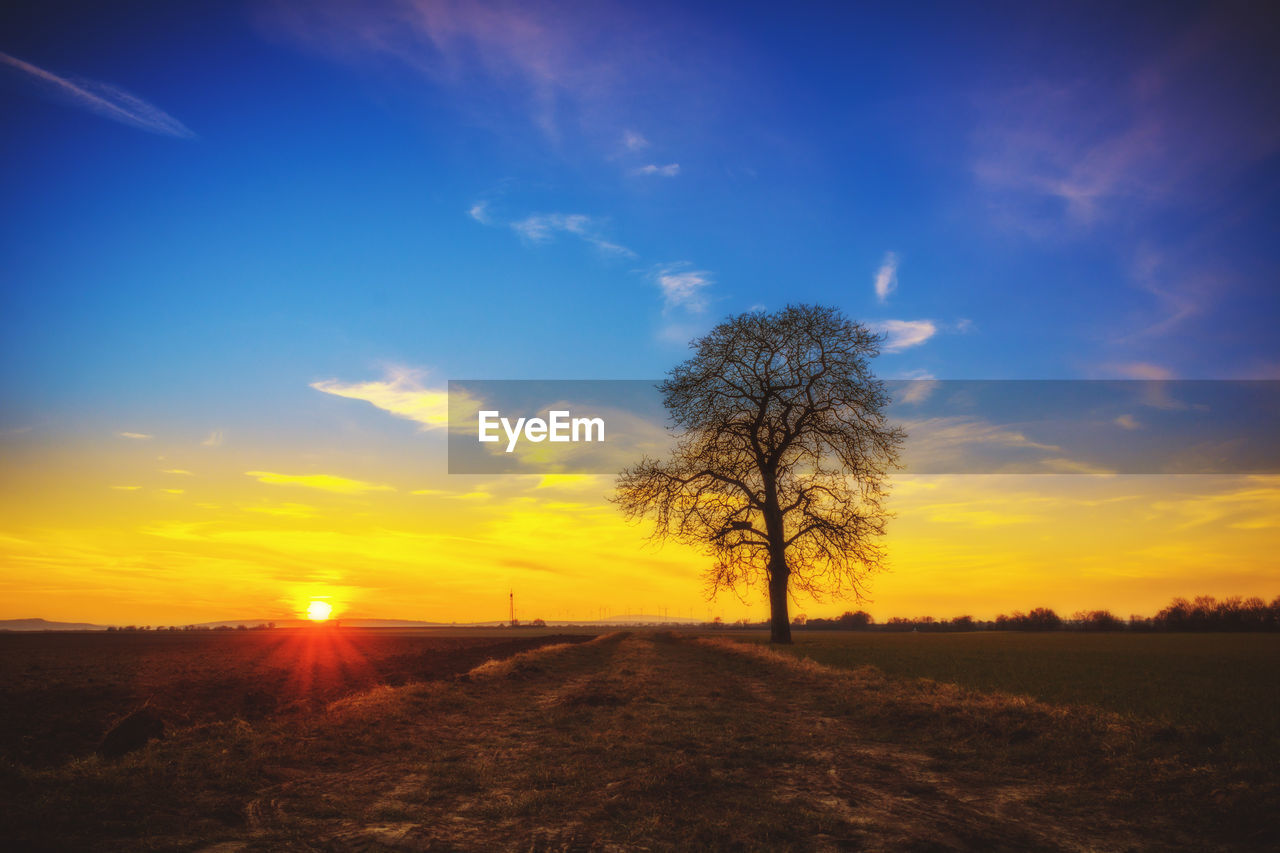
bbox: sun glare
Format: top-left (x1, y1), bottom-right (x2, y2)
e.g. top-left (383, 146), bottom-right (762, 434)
top-left (306, 600), bottom-right (333, 622)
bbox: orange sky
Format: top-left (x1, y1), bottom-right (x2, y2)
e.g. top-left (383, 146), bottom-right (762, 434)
top-left (1, 423), bottom-right (1276, 625)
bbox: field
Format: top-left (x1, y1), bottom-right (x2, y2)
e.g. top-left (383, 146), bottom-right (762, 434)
top-left (1, 629), bottom-right (1277, 851)
top-left (744, 630), bottom-right (1280, 765)
top-left (0, 628), bottom-right (593, 768)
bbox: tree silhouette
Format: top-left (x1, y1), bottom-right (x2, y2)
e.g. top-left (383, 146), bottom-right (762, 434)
top-left (615, 305), bottom-right (904, 643)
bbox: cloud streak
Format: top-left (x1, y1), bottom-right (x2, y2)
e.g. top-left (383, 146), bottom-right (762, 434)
top-left (0, 51), bottom-right (194, 138)
top-left (633, 163), bottom-right (679, 177)
top-left (311, 367), bottom-right (450, 430)
top-left (245, 471), bottom-right (395, 494)
top-left (466, 204), bottom-right (717, 332)
top-left (873, 252), bottom-right (898, 303)
top-left (654, 265), bottom-right (712, 314)
top-left (871, 319), bottom-right (937, 352)
top-left (972, 12), bottom-right (1279, 232)
top-left (510, 213), bottom-right (635, 257)
top-left (262, 0), bottom-right (673, 144)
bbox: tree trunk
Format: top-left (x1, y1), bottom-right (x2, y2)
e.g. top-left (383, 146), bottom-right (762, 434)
top-left (762, 465), bottom-right (791, 644)
top-left (768, 567), bottom-right (792, 644)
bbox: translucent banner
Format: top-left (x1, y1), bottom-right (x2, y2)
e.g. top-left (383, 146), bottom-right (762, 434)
top-left (447, 380), bottom-right (1280, 475)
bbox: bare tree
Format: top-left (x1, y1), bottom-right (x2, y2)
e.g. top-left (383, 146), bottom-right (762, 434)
top-left (615, 305), bottom-right (904, 643)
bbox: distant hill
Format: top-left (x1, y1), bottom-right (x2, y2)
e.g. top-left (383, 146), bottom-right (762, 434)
top-left (0, 618), bottom-right (109, 632)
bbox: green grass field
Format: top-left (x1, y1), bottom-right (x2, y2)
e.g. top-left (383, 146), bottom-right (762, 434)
top-left (739, 630), bottom-right (1280, 762)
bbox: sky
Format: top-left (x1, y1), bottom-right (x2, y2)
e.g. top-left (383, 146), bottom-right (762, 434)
top-left (1, 0), bottom-right (1277, 625)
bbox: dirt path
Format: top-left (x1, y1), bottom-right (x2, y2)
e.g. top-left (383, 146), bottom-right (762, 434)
top-left (166, 630), bottom-right (1245, 852)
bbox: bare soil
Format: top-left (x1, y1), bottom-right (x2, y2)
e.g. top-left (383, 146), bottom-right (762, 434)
top-left (5, 630), bottom-right (1275, 851)
top-left (0, 628), bottom-right (590, 767)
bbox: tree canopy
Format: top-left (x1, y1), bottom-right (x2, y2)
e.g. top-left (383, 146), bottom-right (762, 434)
top-left (615, 304), bottom-right (904, 643)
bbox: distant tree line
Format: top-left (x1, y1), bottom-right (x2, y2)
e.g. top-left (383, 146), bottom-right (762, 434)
top-left (1143, 595), bottom-right (1280, 632)
top-left (703, 594), bottom-right (1280, 632)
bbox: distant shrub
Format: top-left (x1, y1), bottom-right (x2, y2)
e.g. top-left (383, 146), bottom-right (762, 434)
top-left (994, 608), bottom-right (1061, 631)
top-left (1073, 610), bottom-right (1124, 631)
top-left (840, 610), bottom-right (874, 630)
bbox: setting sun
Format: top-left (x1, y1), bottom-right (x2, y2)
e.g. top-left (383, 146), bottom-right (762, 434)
top-left (305, 600), bottom-right (333, 622)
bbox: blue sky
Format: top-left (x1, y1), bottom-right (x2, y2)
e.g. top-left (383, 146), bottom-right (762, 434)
top-left (2, 0), bottom-right (1278, 436)
top-left (2, 1), bottom-right (1279, 623)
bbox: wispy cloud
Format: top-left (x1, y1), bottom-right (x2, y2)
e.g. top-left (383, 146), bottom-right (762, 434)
top-left (972, 13), bottom-right (1278, 232)
top-left (1116, 245), bottom-right (1213, 343)
top-left (468, 203), bottom-right (715, 338)
top-left (510, 213), bottom-right (635, 257)
top-left (162, 468), bottom-right (194, 475)
top-left (1149, 476), bottom-right (1280, 530)
top-left (117, 431), bottom-right (153, 440)
top-left (201, 431), bottom-right (224, 447)
top-left (902, 416), bottom-right (1062, 453)
top-left (897, 375), bottom-right (939, 405)
top-left (1040, 458), bottom-right (1117, 476)
top-left (1114, 414), bottom-right (1142, 430)
top-left (622, 130), bottom-right (649, 151)
top-left (654, 265), bottom-right (712, 314)
top-left (242, 502), bottom-right (318, 518)
top-left (873, 252), bottom-right (898, 303)
top-left (511, 213), bottom-right (585, 242)
top-left (245, 471), bottom-right (395, 494)
top-left (871, 319), bottom-right (937, 352)
top-left (1100, 372), bottom-right (1190, 411)
top-left (898, 416), bottom-right (1068, 474)
top-left (261, 0), bottom-right (673, 143)
top-left (922, 502), bottom-right (1040, 527)
top-left (972, 84), bottom-right (1157, 227)
top-left (0, 51), bottom-right (194, 138)
top-left (971, 17), bottom-right (1276, 359)
top-left (633, 163), bottom-right (679, 177)
top-left (311, 366), bottom-right (449, 430)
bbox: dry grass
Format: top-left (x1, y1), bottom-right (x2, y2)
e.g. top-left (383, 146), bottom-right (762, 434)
top-left (2, 631), bottom-right (1275, 851)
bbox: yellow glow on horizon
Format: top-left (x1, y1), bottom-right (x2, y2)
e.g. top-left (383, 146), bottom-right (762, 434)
top-left (0, 431), bottom-right (1276, 626)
